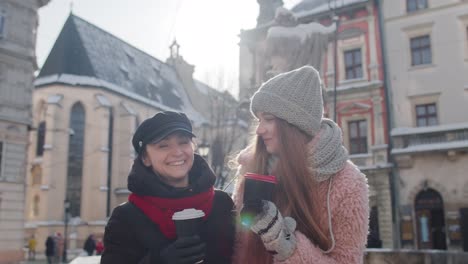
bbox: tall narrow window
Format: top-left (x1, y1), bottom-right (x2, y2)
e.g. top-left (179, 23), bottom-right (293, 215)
top-left (31, 165), bottom-right (42, 185)
top-left (0, 142), bottom-right (3, 178)
top-left (466, 27), bottom-right (468, 53)
top-left (36, 122), bottom-right (46, 156)
top-left (407, 0), bottom-right (427, 13)
top-left (66, 103), bottom-right (85, 217)
top-left (33, 195), bottom-right (40, 217)
top-left (416, 103), bottom-right (437, 127)
top-left (0, 9), bottom-right (5, 39)
top-left (344, 48), bottom-right (363, 80)
top-left (349, 120), bottom-right (368, 154)
top-left (411, 35), bottom-right (432, 66)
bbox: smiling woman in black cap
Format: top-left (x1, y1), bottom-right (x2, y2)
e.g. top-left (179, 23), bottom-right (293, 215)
top-left (101, 111), bottom-right (235, 264)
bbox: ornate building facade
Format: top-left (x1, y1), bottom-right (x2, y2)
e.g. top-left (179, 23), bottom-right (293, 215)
top-left (383, 0), bottom-right (468, 251)
top-left (0, 1), bottom-right (50, 263)
top-left (238, 0), bottom-right (394, 248)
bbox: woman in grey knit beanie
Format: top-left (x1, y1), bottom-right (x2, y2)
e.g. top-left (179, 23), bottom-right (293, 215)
top-left (231, 66), bottom-right (369, 263)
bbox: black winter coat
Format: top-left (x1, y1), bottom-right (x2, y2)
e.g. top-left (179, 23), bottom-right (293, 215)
top-left (101, 155), bottom-right (235, 264)
top-left (45, 236), bottom-right (55, 257)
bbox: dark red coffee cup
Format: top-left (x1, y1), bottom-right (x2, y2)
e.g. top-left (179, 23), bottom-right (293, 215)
top-left (241, 173), bottom-right (277, 227)
top-left (243, 173), bottom-right (277, 205)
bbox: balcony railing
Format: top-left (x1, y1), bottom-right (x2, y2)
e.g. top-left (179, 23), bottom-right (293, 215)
top-left (391, 123), bottom-right (468, 155)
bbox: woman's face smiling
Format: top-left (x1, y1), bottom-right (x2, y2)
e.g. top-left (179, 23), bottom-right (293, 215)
top-left (256, 112), bottom-right (280, 155)
top-left (142, 132), bottom-right (194, 187)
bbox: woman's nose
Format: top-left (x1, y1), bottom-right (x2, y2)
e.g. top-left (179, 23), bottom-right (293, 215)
top-left (256, 123), bottom-right (265, 135)
top-left (171, 146), bottom-right (184, 156)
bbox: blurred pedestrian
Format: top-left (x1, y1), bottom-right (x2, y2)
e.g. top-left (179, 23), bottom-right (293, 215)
top-left (45, 235), bottom-right (55, 264)
top-left (83, 234), bottom-right (96, 256)
top-left (95, 238), bottom-right (104, 255)
top-left (27, 235), bottom-right (37, 260)
top-left (101, 111), bottom-right (236, 264)
top-left (232, 66), bottom-right (369, 263)
top-left (54, 232), bottom-right (64, 263)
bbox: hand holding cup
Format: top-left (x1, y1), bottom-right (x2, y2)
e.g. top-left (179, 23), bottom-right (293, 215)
top-left (241, 173), bottom-right (277, 227)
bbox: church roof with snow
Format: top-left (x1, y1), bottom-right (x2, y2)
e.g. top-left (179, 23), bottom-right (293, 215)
top-left (36, 14), bottom-right (204, 122)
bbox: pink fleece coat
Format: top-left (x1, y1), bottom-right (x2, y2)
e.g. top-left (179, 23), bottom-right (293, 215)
top-left (232, 144), bottom-right (369, 263)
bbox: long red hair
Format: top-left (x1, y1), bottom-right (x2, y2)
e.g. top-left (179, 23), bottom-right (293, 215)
top-left (238, 118), bottom-right (330, 264)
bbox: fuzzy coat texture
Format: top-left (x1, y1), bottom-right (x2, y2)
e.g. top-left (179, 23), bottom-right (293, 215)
top-left (232, 141), bottom-right (369, 264)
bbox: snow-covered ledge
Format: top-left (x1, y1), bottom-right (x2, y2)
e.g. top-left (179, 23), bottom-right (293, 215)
top-left (115, 188), bottom-right (130, 195)
top-left (392, 141), bottom-right (468, 155)
top-left (349, 153), bottom-right (372, 159)
top-left (391, 122), bottom-right (468, 136)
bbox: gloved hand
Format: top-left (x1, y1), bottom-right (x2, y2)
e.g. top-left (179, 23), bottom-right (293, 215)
top-left (250, 200), bottom-right (297, 261)
top-left (240, 199), bottom-right (264, 227)
top-left (159, 235), bottom-right (205, 264)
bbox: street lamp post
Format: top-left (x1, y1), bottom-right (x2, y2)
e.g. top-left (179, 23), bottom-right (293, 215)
top-left (332, 14), bottom-right (340, 122)
top-left (329, 0), bottom-right (341, 122)
top-left (198, 142), bottom-right (210, 159)
top-left (63, 199), bottom-right (70, 263)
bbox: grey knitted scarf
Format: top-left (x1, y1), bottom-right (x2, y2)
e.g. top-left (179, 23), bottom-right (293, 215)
top-left (307, 118), bottom-right (348, 182)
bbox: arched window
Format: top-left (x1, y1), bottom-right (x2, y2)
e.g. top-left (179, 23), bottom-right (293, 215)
top-left (36, 121), bottom-right (46, 156)
top-left (66, 102), bottom-right (85, 217)
top-left (415, 188), bottom-right (447, 250)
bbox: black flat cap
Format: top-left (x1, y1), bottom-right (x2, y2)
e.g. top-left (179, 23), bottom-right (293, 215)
top-left (132, 111), bottom-right (195, 154)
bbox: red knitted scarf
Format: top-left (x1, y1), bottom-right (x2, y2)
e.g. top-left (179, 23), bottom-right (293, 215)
top-left (128, 187), bottom-right (215, 239)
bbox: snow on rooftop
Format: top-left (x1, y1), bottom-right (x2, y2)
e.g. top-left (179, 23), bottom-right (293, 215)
top-left (276, 7), bottom-right (292, 18)
top-left (358, 163), bottom-right (393, 172)
top-left (267, 21), bottom-right (336, 43)
top-left (36, 73), bottom-right (208, 126)
top-left (35, 74), bottom-right (174, 111)
top-left (294, 0), bottom-right (368, 18)
top-left (391, 122), bottom-right (468, 136)
top-left (325, 80), bottom-right (382, 92)
top-left (194, 81), bottom-right (209, 95)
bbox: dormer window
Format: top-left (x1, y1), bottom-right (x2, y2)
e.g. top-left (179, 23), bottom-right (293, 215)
top-left (125, 49), bottom-right (135, 64)
top-left (120, 65), bottom-right (130, 80)
top-left (152, 62), bottom-right (161, 74)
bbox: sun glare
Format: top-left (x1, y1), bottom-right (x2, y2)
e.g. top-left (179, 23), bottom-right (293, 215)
top-left (172, 0), bottom-right (257, 88)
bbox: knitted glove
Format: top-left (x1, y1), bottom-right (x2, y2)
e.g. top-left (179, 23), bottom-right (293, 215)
top-left (250, 201), bottom-right (297, 261)
top-left (159, 235), bottom-right (205, 264)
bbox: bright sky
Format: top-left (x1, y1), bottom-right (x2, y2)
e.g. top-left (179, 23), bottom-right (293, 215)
top-left (37, 0), bottom-right (302, 98)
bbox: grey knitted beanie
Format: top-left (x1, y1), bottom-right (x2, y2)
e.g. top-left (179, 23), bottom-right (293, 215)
top-left (250, 66), bottom-right (323, 136)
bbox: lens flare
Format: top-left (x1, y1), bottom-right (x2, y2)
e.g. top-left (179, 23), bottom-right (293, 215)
top-left (240, 213), bottom-right (255, 228)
